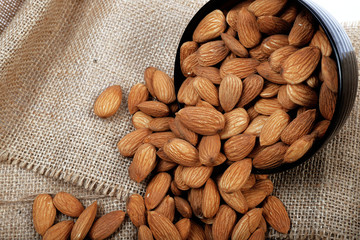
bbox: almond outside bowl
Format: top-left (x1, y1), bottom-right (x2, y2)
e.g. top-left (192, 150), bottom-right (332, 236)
top-left (173, 0), bottom-right (358, 174)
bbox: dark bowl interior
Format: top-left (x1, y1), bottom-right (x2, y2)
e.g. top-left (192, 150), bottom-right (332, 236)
top-left (174, 0), bottom-right (358, 174)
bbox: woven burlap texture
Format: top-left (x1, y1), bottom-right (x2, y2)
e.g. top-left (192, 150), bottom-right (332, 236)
top-left (0, 0), bottom-right (359, 239)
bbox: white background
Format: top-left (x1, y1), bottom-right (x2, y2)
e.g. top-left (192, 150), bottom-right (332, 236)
top-left (312, 0), bottom-right (360, 22)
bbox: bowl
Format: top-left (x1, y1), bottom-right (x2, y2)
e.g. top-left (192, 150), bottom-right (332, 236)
top-left (174, 0), bottom-right (358, 174)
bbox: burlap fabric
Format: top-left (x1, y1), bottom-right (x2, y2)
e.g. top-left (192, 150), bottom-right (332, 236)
top-left (0, 0), bottom-right (359, 239)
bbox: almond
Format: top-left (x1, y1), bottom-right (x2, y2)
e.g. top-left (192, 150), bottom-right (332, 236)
top-left (310, 30), bottom-right (332, 56)
top-left (237, 74), bottom-right (264, 107)
top-left (193, 10), bottom-right (226, 43)
top-left (253, 142), bottom-right (288, 169)
top-left (171, 181), bottom-right (183, 196)
top-left (260, 34), bottom-right (289, 56)
top-left (181, 52), bottom-right (199, 77)
top-left (174, 166), bottom-right (190, 191)
top-left (256, 62), bottom-right (287, 84)
top-left (247, 106), bottom-right (260, 121)
top-left (71, 201), bottom-right (97, 240)
top-left (176, 107), bottom-right (225, 135)
top-left (259, 110), bottom-right (290, 146)
top-left (163, 138), bottom-right (200, 167)
top-left (33, 194), bottom-right (56, 236)
top-left (199, 134), bottom-right (221, 166)
top-left (212, 205), bottom-right (237, 240)
top-left (253, 179), bottom-right (274, 196)
top-left (224, 134), bottom-right (256, 161)
top-left (320, 56), bottom-right (338, 93)
top-left (260, 82), bottom-right (280, 98)
top-left (181, 166), bottom-right (213, 188)
top-left (175, 219), bottom-right (191, 240)
top-left (248, 0), bottom-right (287, 17)
top-left (311, 120), bottom-right (330, 139)
top-left (53, 192), bottom-right (84, 217)
top-left (180, 41), bottom-right (199, 65)
top-left (219, 189), bottom-right (248, 214)
top-left (152, 70), bottom-right (176, 104)
top-left (154, 195), bottom-right (175, 222)
top-left (175, 116), bottom-right (198, 146)
top-left (220, 108), bottom-right (250, 139)
top-left (221, 33), bottom-right (248, 57)
top-left (144, 67), bottom-right (157, 97)
top-left (280, 5), bottom-right (298, 23)
top-left (178, 77), bottom-right (200, 105)
top-left (205, 224), bottom-right (213, 240)
top-left (218, 158), bottom-right (252, 193)
top-left (127, 194), bottom-right (146, 227)
top-left (94, 85), bottom-right (122, 118)
top-left (242, 187), bottom-right (268, 209)
top-left (306, 75), bottom-right (320, 88)
top-left (220, 58), bottom-right (260, 79)
top-left (244, 115), bottom-right (269, 136)
top-left (193, 66), bottom-right (222, 85)
top-left (174, 197), bottom-right (192, 218)
top-left (269, 46), bottom-right (298, 73)
top-left (43, 220), bottom-right (74, 240)
top-left (237, 7), bottom-right (262, 48)
top-left (188, 188), bottom-right (204, 219)
top-left (281, 109), bottom-right (316, 145)
top-left (149, 117), bottom-right (172, 132)
top-left (129, 143), bottom-right (157, 182)
top-left (219, 74), bottom-right (243, 112)
top-left (137, 101), bottom-right (170, 117)
top-left (289, 11), bottom-right (315, 47)
top-left (249, 228), bottom-right (265, 240)
top-left (281, 46), bottom-right (321, 84)
top-left (226, 0), bottom-right (253, 30)
top-left (138, 225), bottom-right (154, 240)
top-left (197, 40), bottom-right (230, 67)
top-left (320, 83), bottom-right (337, 120)
top-left (188, 222), bottom-right (206, 240)
top-left (257, 16), bottom-right (290, 35)
top-left (143, 132), bottom-right (176, 148)
top-left (156, 159), bottom-right (177, 172)
top-left (196, 99), bottom-right (216, 109)
top-left (145, 172), bottom-right (172, 210)
top-left (262, 196), bottom-right (290, 234)
top-left (249, 45), bottom-right (270, 62)
top-left (231, 208), bottom-right (263, 240)
top-left (88, 210), bottom-right (125, 240)
top-left (259, 216), bottom-right (268, 233)
top-left (277, 85), bottom-right (298, 110)
top-left (193, 76), bottom-right (220, 106)
top-left (202, 179), bottom-right (221, 219)
top-left (147, 211), bottom-right (182, 240)
top-left (128, 83), bottom-right (149, 114)
top-left (286, 84), bottom-right (318, 108)
top-left (284, 135), bottom-right (315, 163)
top-left (254, 98), bottom-right (286, 115)
top-left (132, 111), bottom-right (153, 129)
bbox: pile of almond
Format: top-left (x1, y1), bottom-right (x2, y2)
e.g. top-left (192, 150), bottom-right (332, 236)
top-left (32, 192), bottom-right (125, 240)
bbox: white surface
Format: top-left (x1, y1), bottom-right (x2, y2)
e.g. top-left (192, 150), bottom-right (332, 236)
top-left (312, 0), bottom-right (360, 22)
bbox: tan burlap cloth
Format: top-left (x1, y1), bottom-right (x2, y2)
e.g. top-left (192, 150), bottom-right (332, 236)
top-left (0, 0), bottom-right (359, 239)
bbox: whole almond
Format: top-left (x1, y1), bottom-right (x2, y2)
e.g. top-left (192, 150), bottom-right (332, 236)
top-left (181, 52), bottom-right (199, 77)
top-left (257, 16), bottom-right (290, 35)
top-left (156, 159), bottom-right (177, 172)
top-left (219, 158), bottom-right (252, 193)
top-left (145, 172), bottom-right (172, 210)
top-left (152, 70), bottom-right (176, 104)
top-left (138, 225), bottom-right (154, 240)
top-left (193, 10), bottom-right (226, 43)
top-left (171, 181), bottom-right (183, 196)
top-left (137, 101), bottom-right (170, 117)
top-left (180, 41), bottom-right (199, 65)
top-left (249, 45), bottom-right (270, 62)
top-left (176, 107), bottom-right (225, 135)
top-left (260, 82), bottom-right (280, 98)
top-left (320, 56), bottom-right (338, 93)
top-left (147, 211), bottom-right (182, 240)
top-left (289, 11), bottom-right (315, 47)
top-left (220, 58), bottom-right (260, 79)
top-left (306, 75), bottom-right (320, 88)
top-left (249, 228), bottom-right (265, 240)
top-left (193, 76), bottom-right (220, 106)
top-left (259, 110), bottom-right (290, 146)
top-left (53, 192), bottom-right (84, 217)
top-left (237, 74), bottom-right (264, 107)
top-left (262, 196), bottom-right (290, 234)
top-left (219, 189), bottom-right (248, 214)
top-left (94, 85), bottom-right (122, 118)
top-left (310, 30), bottom-right (332, 56)
top-left (188, 222), bottom-right (206, 240)
top-left (237, 7), bottom-right (262, 48)
top-left (241, 174), bottom-right (257, 191)
top-left (277, 85), bottom-right (298, 110)
top-left (219, 75), bottom-right (243, 112)
top-left (242, 188), bottom-right (267, 209)
top-left (269, 46), bottom-right (298, 73)
top-left (181, 166), bottom-right (213, 188)
top-left (254, 179), bottom-right (274, 196)
top-left (254, 98), bottom-right (286, 116)
top-left (281, 109), bottom-right (316, 145)
top-left (224, 134), bottom-right (256, 161)
top-left (128, 83), bottom-right (149, 114)
top-left (163, 138), bottom-right (200, 167)
top-left (175, 116), bottom-right (198, 146)
top-left (149, 117), bottom-right (172, 132)
top-left (260, 34), bottom-right (289, 56)
top-left (143, 132), bottom-right (176, 148)
top-left (188, 188), bottom-right (204, 219)
top-left (256, 62), bottom-right (287, 84)
top-left (197, 40), bottom-right (230, 67)
top-left (129, 143), bottom-right (157, 182)
top-left (231, 208), bottom-right (263, 240)
top-left (247, 106), bottom-right (260, 121)
top-left (280, 5), bottom-right (298, 23)
top-left (154, 195), bottom-right (175, 222)
top-left (226, 0), bottom-right (253, 29)
top-left (311, 120), bottom-right (330, 139)
top-left (33, 194), bottom-right (56, 236)
top-left (248, 0), bottom-right (287, 16)
top-left (281, 46), bottom-right (321, 84)
top-left (144, 67), bottom-right (157, 97)
top-left (132, 111), bottom-right (153, 129)
top-left (127, 194), bottom-right (146, 227)
top-left (71, 201), bottom-right (97, 240)
top-left (286, 84), bottom-right (318, 108)
top-left (174, 197), bottom-right (192, 218)
top-left (319, 83), bottom-right (337, 121)
top-left (202, 179), bottom-right (221, 219)
top-left (175, 218), bottom-right (191, 240)
top-left (221, 33), bottom-right (248, 57)
top-left (199, 134), bottom-right (221, 166)
top-left (284, 135), bottom-right (315, 163)
top-left (178, 77), bottom-right (200, 105)
top-left (88, 210), bottom-right (125, 240)
top-left (193, 66), bottom-right (222, 85)
top-left (253, 142), bottom-right (288, 169)
top-left (43, 220), bottom-right (74, 240)
top-left (220, 108), bottom-right (250, 139)
top-left (212, 205), bottom-right (237, 240)
top-left (117, 128), bottom-right (152, 157)
top-left (174, 166), bottom-right (190, 191)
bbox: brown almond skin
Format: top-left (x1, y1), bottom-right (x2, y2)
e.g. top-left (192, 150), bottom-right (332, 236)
top-left (175, 218), bottom-right (191, 240)
top-left (247, 106), bottom-right (260, 121)
top-left (193, 10), bottom-right (226, 43)
top-left (180, 41), bottom-right (199, 65)
top-left (178, 77), bottom-right (200, 105)
top-left (145, 172), bottom-right (172, 210)
top-left (152, 70), bottom-right (176, 104)
top-left (188, 188), bottom-right (204, 219)
top-left (224, 134), bottom-right (256, 161)
top-left (147, 211), bottom-right (182, 240)
top-left (254, 97), bottom-right (288, 116)
top-left (163, 138), bottom-right (200, 167)
top-left (193, 66), bottom-right (222, 85)
top-left (306, 75), bottom-right (320, 88)
top-left (88, 210), bottom-right (125, 240)
top-left (319, 83), bottom-right (337, 121)
top-left (202, 179), bottom-right (221, 219)
top-left (174, 116), bottom-right (198, 146)
top-left (149, 117), bottom-right (172, 132)
top-left (269, 46), bottom-right (298, 73)
top-left (117, 128), bottom-right (152, 157)
top-left (94, 85), bottom-right (122, 118)
top-left (311, 120), bottom-right (330, 139)
top-left (249, 45), bottom-right (270, 62)
top-left (260, 82), bottom-right (280, 98)
top-left (205, 224), bottom-right (213, 240)
top-left (237, 74), bottom-right (264, 108)
top-left (289, 10), bottom-right (315, 47)
top-left (197, 40), bottom-right (230, 67)
top-left (128, 83), bottom-right (149, 114)
top-left (221, 33), bottom-right (248, 57)
top-left (132, 111), bottom-right (153, 129)
top-left (156, 159), bottom-right (177, 172)
top-left (257, 16), bottom-right (290, 35)
top-left (220, 108), bottom-right (250, 140)
top-left (138, 225), bottom-right (154, 240)
top-left (231, 208), bottom-right (263, 240)
top-left (43, 220), bottom-right (74, 240)
top-left (220, 58), bottom-right (260, 79)
top-left (181, 166), bottom-right (213, 188)
top-left (242, 188), bottom-right (267, 209)
top-left (260, 34), bottom-right (289, 56)
top-left (226, 0), bottom-right (253, 29)
top-left (144, 67), bottom-right (157, 97)
top-left (248, 0), bottom-right (287, 17)
top-left (321, 56), bottom-right (338, 93)
top-left (129, 143), bottom-right (157, 183)
top-left (244, 115), bottom-right (269, 137)
top-left (53, 192), bottom-right (84, 217)
top-left (212, 205), bottom-right (237, 240)
top-left (188, 221), bottom-right (206, 240)
top-left (127, 194), bottom-right (146, 227)
top-left (249, 228), bottom-right (265, 240)
top-left (241, 174), bottom-right (256, 191)
top-left (253, 142), bottom-right (288, 169)
top-left (174, 166), bottom-right (190, 191)
top-left (219, 158), bottom-right (252, 193)
top-left (171, 181), bottom-right (183, 196)
top-left (33, 194), bottom-right (57, 236)
top-left (137, 101), bottom-right (170, 118)
top-left (71, 201), bottom-right (97, 240)
top-left (143, 131), bottom-right (176, 148)
top-left (219, 74), bottom-right (243, 112)
top-left (193, 76), bottom-right (220, 106)
top-left (174, 197), bottom-right (192, 218)
top-left (181, 52), bottom-right (199, 77)
top-left (253, 179), bottom-right (274, 196)
top-left (280, 5), bottom-right (298, 23)
top-left (262, 196), bottom-right (291, 234)
top-left (277, 85), bottom-right (298, 110)
top-left (154, 195), bottom-right (175, 222)
top-left (256, 61), bottom-right (287, 84)
top-left (219, 189), bottom-right (248, 214)
top-left (286, 84), bottom-right (318, 108)
top-left (310, 30), bottom-right (332, 56)
top-left (199, 134), bottom-right (221, 166)
top-left (284, 135), bottom-right (315, 163)
top-left (237, 7), bottom-right (261, 48)
top-left (259, 110), bottom-right (290, 146)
